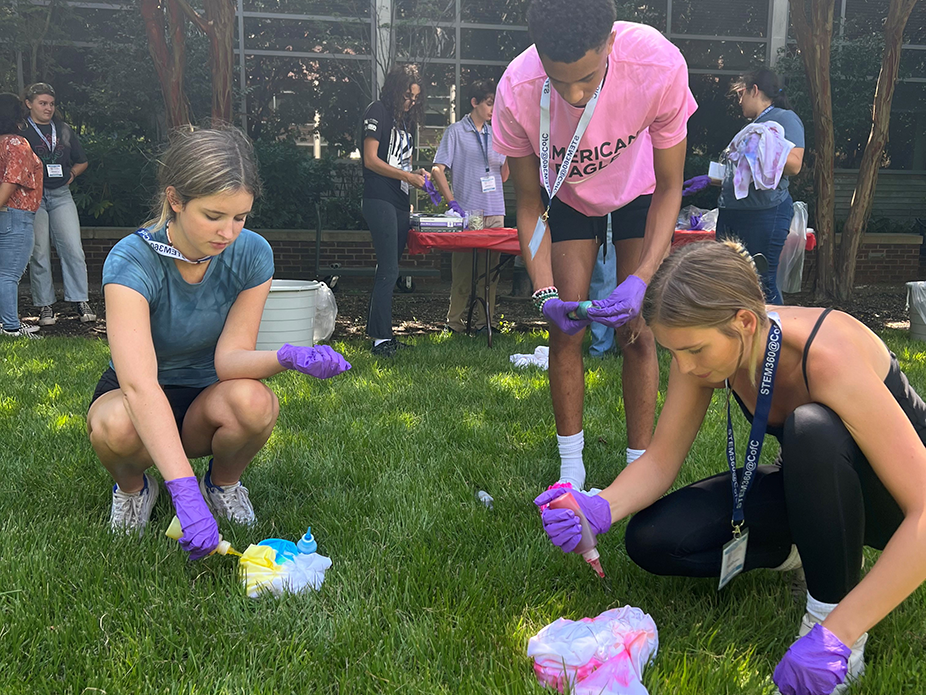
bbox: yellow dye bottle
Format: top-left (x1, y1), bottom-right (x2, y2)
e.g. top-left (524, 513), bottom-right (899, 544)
top-left (165, 516), bottom-right (242, 557)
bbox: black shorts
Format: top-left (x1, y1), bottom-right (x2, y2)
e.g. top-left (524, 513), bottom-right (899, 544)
top-left (546, 193), bottom-right (652, 244)
top-left (89, 367), bottom-right (209, 432)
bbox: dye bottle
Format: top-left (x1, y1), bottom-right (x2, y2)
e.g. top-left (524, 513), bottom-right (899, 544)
top-left (547, 492), bottom-right (605, 578)
top-left (296, 527), bottom-right (317, 554)
top-left (165, 515), bottom-right (240, 556)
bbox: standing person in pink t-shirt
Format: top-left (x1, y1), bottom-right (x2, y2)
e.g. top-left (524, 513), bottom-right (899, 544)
top-left (493, 0), bottom-right (697, 491)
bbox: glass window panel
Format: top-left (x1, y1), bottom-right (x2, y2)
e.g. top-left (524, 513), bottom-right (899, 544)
top-left (672, 0), bottom-right (768, 37)
top-left (461, 0), bottom-right (528, 25)
top-left (615, 0), bottom-right (668, 32)
top-left (394, 25), bottom-right (457, 60)
top-left (243, 0), bottom-right (370, 17)
top-left (244, 17), bottom-right (371, 54)
top-left (460, 28), bottom-right (531, 62)
top-left (674, 39), bottom-right (767, 71)
top-left (395, 0), bottom-right (457, 22)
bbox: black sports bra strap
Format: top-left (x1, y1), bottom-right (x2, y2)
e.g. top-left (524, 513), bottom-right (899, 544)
top-left (802, 308), bottom-right (835, 392)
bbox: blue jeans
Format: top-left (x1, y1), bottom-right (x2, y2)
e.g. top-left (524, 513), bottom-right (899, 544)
top-left (589, 241), bottom-right (616, 356)
top-left (0, 207), bottom-right (37, 330)
top-left (29, 185), bottom-right (89, 306)
top-left (716, 195), bottom-right (793, 304)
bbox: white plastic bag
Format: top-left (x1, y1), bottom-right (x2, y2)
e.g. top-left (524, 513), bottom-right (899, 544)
top-left (527, 606), bottom-right (658, 695)
top-left (313, 282), bottom-right (338, 343)
top-left (777, 201), bottom-right (808, 294)
top-left (676, 205), bottom-right (718, 232)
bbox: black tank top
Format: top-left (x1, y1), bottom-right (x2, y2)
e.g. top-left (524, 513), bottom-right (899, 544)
top-left (733, 309), bottom-right (926, 443)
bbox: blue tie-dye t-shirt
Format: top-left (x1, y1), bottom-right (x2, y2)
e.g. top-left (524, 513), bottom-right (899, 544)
top-left (102, 226), bottom-right (274, 387)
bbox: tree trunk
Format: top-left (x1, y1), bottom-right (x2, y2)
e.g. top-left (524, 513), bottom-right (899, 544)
top-left (140, 0), bottom-right (191, 127)
top-left (790, 0), bottom-right (837, 301)
top-left (204, 0), bottom-right (236, 123)
top-left (835, 0), bottom-right (919, 301)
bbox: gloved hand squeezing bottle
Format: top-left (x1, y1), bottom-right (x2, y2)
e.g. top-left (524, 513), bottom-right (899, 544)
top-left (165, 477), bottom-right (219, 561)
top-left (533, 488), bottom-right (612, 553)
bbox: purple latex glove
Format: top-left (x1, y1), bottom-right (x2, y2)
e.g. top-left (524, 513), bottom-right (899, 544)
top-left (773, 623), bottom-right (851, 695)
top-left (165, 476), bottom-right (219, 561)
top-left (277, 343), bottom-right (351, 379)
top-left (423, 178), bottom-right (442, 205)
top-left (585, 275), bottom-right (647, 329)
top-left (681, 175), bottom-right (711, 196)
top-left (541, 297), bottom-right (592, 336)
top-left (533, 488), bottom-right (612, 553)
top-left (448, 200), bottom-right (466, 216)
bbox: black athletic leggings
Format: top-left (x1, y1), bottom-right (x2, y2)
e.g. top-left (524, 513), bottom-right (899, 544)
top-left (625, 403), bottom-right (905, 603)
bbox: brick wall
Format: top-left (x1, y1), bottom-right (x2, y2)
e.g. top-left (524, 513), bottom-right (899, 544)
top-left (79, 228), bottom-right (447, 286)
top-left (71, 229), bottom-right (923, 291)
top-left (800, 234), bottom-right (922, 289)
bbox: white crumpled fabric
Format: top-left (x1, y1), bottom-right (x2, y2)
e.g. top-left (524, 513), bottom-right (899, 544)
top-left (239, 545), bottom-right (333, 599)
top-left (510, 345), bottom-right (549, 370)
top-left (527, 606), bottom-right (658, 695)
top-left (726, 121), bottom-right (795, 200)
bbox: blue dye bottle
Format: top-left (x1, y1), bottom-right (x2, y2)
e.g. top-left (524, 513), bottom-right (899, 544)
top-left (297, 527), bottom-right (317, 554)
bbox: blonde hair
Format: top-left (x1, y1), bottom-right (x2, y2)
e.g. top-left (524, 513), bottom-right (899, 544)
top-left (642, 240), bottom-right (768, 379)
top-left (145, 125), bottom-right (262, 231)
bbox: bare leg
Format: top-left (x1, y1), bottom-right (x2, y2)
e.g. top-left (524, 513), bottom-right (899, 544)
top-left (87, 390), bottom-right (154, 493)
top-left (180, 379), bottom-right (279, 486)
top-left (614, 237), bottom-right (659, 450)
top-left (548, 238), bottom-right (598, 437)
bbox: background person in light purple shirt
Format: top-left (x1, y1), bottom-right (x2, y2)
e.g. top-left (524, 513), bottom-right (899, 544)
top-left (431, 79), bottom-right (509, 333)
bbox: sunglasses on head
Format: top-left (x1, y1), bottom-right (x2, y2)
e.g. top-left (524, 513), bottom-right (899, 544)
top-left (26, 83), bottom-right (56, 98)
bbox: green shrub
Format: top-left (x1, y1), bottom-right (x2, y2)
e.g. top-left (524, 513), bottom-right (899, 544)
top-left (72, 136), bottom-right (364, 230)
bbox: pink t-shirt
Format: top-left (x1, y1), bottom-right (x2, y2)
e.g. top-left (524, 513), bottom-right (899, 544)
top-left (493, 22), bottom-right (698, 217)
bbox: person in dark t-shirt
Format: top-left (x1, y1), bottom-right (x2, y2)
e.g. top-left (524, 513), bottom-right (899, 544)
top-left (360, 64), bottom-right (429, 357)
top-left (20, 83), bottom-right (96, 325)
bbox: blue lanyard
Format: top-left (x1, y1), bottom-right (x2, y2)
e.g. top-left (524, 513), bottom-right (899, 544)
top-left (725, 313), bottom-right (782, 532)
top-left (27, 117), bottom-right (56, 152)
top-left (755, 105), bottom-right (774, 121)
top-left (466, 115), bottom-right (490, 172)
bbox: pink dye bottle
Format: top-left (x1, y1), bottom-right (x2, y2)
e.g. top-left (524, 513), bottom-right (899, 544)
top-left (548, 492), bottom-right (605, 578)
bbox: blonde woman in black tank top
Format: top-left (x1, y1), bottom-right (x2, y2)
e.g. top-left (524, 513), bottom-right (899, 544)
top-left (534, 241), bottom-right (926, 694)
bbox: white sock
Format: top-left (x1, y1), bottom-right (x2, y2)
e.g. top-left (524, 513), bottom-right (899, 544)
top-left (557, 431), bottom-right (585, 490)
top-left (373, 338), bottom-right (390, 346)
top-left (626, 448), bottom-right (646, 464)
top-left (806, 592), bottom-right (839, 622)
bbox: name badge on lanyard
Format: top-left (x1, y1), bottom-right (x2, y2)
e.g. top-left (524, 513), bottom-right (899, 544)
top-left (135, 227), bottom-right (214, 264)
top-left (467, 116), bottom-right (496, 193)
top-left (28, 118), bottom-right (63, 177)
top-left (530, 69), bottom-right (605, 259)
top-left (718, 312), bottom-right (783, 590)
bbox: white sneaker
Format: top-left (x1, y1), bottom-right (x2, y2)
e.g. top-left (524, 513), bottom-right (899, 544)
top-left (110, 474), bottom-right (159, 535)
top-left (199, 464), bottom-right (256, 526)
top-left (1, 324), bottom-right (41, 339)
top-left (798, 613), bottom-right (867, 693)
top-left (75, 301), bottom-right (97, 323)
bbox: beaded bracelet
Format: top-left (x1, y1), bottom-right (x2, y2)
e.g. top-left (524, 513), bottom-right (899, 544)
top-left (532, 286), bottom-right (558, 313)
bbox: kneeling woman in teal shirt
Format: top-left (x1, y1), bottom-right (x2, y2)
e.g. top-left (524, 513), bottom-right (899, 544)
top-left (87, 127), bottom-right (350, 559)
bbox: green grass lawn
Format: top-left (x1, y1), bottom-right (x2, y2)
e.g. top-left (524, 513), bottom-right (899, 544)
top-left (2, 329), bottom-right (926, 694)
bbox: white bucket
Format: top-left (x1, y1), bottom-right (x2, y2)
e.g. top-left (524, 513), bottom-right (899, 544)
top-left (256, 279), bottom-right (319, 351)
top-left (906, 281), bottom-right (926, 342)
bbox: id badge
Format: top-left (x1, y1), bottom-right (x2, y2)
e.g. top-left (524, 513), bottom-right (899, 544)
top-left (718, 528), bottom-right (749, 591)
top-left (401, 180), bottom-right (409, 195)
top-left (528, 214), bottom-right (547, 258)
top-left (480, 175), bottom-right (497, 193)
top-left (46, 164), bottom-right (64, 178)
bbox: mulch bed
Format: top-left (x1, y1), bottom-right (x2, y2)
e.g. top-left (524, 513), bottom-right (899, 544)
top-left (17, 282), bottom-right (912, 341)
